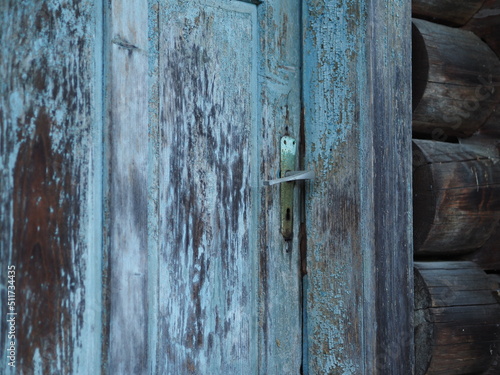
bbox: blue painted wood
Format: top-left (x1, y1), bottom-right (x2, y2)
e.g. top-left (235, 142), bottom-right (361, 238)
top-left (256, 1), bottom-right (303, 373)
top-left (105, 0), bottom-right (150, 373)
top-left (0, 1), bottom-right (103, 373)
top-left (152, 0), bottom-right (303, 372)
top-left (106, 0), bottom-right (303, 373)
top-left (303, 0), bottom-right (413, 373)
top-left (0, 0), bottom-right (413, 373)
top-left (157, 2), bottom-right (260, 371)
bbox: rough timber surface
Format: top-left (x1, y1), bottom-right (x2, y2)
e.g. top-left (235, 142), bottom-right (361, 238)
top-left (464, 0), bottom-right (500, 138)
top-left (303, 0), bottom-right (413, 373)
top-left (412, 18), bottom-right (500, 138)
top-left (414, 262), bottom-right (500, 375)
top-left (412, 139), bottom-right (500, 255)
top-left (412, 0), bottom-right (485, 26)
top-left (463, 0), bottom-right (500, 58)
top-left (0, 1), bottom-right (102, 374)
top-left (105, 0), bottom-right (150, 373)
top-left (153, 0), bottom-right (302, 373)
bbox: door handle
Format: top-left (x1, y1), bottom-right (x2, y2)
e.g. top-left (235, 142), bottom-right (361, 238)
top-left (263, 136), bottom-right (314, 240)
top-left (263, 170), bottom-right (315, 186)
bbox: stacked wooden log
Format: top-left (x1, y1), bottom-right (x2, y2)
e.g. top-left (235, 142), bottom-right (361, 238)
top-left (412, 1), bottom-right (500, 373)
top-left (415, 262), bottom-right (500, 374)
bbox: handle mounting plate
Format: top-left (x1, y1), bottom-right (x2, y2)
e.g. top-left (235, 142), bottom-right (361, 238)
top-left (280, 136), bottom-right (296, 240)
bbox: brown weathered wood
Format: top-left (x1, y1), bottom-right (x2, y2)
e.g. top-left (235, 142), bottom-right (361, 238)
top-left (413, 139), bottom-right (500, 255)
top-left (462, 221), bottom-right (500, 270)
top-left (414, 262), bottom-right (500, 375)
top-left (463, 0), bottom-right (500, 58)
top-left (412, 18), bottom-right (500, 138)
top-left (463, 0), bottom-right (500, 139)
top-left (412, 0), bottom-right (485, 26)
top-left (485, 274), bottom-right (500, 374)
top-left (0, 1), bottom-right (102, 374)
top-left (456, 137), bottom-right (500, 269)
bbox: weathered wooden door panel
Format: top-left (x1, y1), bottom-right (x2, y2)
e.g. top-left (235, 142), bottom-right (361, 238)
top-left (158, 3), bottom-right (260, 373)
top-left (1, 1), bottom-right (103, 374)
top-left (1, 0), bottom-right (413, 373)
top-left (303, 0), bottom-right (413, 373)
top-left (106, 0), bottom-right (303, 373)
top-left (106, 0), bottom-right (150, 373)
top-left (156, 1), bottom-right (302, 373)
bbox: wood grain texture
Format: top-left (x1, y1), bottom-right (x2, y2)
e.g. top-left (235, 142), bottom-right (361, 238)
top-left (303, 0), bottom-right (413, 373)
top-left (463, 0), bottom-right (500, 138)
top-left (412, 139), bottom-right (500, 255)
top-left (462, 220), bottom-right (500, 270)
top-left (412, 0), bottom-right (485, 26)
top-left (414, 262), bottom-right (500, 375)
top-left (463, 0), bottom-right (500, 58)
top-left (255, 1), bottom-right (303, 373)
top-left (154, 0), bottom-right (303, 373)
top-left (412, 18), bottom-right (500, 138)
top-left (456, 137), bottom-right (500, 270)
top-left (485, 274), bottom-right (500, 374)
top-left (0, 1), bottom-right (102, 374)
top-left (105, 0), bottom-right (150, 373)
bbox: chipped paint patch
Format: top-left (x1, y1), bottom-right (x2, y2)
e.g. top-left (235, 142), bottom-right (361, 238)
top-left (1, 1), bottom-right (101, 374)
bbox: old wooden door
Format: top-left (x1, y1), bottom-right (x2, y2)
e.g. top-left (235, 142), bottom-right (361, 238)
top-left (106, 0), bottom-right (303, 373)
top-left (1, 0), bottom-right (412, 373)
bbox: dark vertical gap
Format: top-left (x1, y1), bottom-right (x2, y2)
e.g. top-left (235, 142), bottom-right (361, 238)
top-left (100, 0), bottom-right (111, 373)
top-left (298, 0), bottom-right (308, 372)
top-left (256, 2), bottom-right (265, 373)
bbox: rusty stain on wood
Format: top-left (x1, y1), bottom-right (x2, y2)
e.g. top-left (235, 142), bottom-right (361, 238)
top-left (12, 108), bottom-right (82, 373)
top-left (1, 1), bottom-right (101, 373)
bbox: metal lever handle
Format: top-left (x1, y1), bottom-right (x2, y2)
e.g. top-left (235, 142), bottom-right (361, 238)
top-left (263, 170), bottom-right (315, 186)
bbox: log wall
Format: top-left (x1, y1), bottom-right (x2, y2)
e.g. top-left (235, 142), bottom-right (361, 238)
top-left (412, 3), bottom-right (500, 372)
top-left (412, 19), bottom-right (500, 138)
top-left (463, 0), bottom-right (500, 139)
top-left (412, 139), bottom-right (500, 255)
top-left (414, 262), bottom-right (500, 375)
top-left (412, 0), bottom-right (485, 26)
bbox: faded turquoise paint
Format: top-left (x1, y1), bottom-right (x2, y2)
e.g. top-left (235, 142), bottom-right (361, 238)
top-left (303, 0), bottom-right (413, 373)
top-left (0, 0), bottom-right (103, 374)
top-left (1, 0), bottom-right (412, 373)
top-left (256, 0), bottom-right (303, 373)
top-left (303, 0), bottom-right (369, 373)
top-left (105, 0), bottom-right (304, 373)
top-left (156, 1), bottom-right (260, 373)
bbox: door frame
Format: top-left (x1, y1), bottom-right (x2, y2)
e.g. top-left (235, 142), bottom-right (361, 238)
top-left (302, 0), bottom-right (413, 373)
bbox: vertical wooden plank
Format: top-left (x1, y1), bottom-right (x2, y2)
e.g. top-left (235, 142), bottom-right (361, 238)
top-left (0, 1), bottom-right (102, 374)
top-left (369, 0), bottom-right (413, 372)
top-left (257, 1), bottom-right (303, 373)
top-left (156, 1), bottom-right (261, 372)
top-left (105, 0), bottom-right (150, 373)
top-left (303, 0), bottom-right (413, 373)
